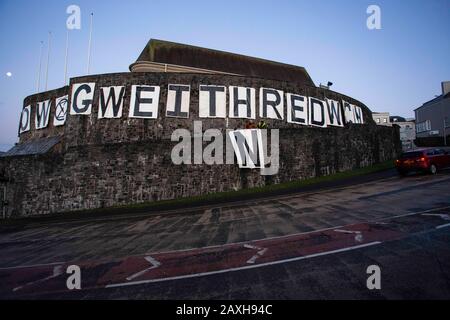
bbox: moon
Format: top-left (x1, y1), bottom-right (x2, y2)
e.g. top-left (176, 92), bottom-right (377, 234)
top-left (6, 72), bottom-right (12, 77)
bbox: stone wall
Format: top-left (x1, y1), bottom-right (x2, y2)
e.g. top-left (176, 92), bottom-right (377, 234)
top-left (19, 86), bottom-right (68, 144)
top-left (0, 72), bottom-right (401, 217)
top-left (19, 72), bottom-right (377, 146)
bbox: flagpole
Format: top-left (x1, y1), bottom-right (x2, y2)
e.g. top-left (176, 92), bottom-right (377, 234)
top-left (86, 13), bottom-right (93, 74)
top-left (45, 31), bottom-right (52, 91)
top-left (36, 40), bottom-right (44, 92)
top-left (64, 29), bottom-right (69, 85)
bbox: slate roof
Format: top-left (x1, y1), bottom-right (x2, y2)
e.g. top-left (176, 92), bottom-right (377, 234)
top-left (130, 39), bottom-right (315, 87)
top-left (0, 136), bottom-right (61, 157)
top-left (414, 92), bottom-right (450, 111)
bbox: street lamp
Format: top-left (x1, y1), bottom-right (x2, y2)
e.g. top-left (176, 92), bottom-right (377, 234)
top-left (319, 81), bottom-right (334, 90)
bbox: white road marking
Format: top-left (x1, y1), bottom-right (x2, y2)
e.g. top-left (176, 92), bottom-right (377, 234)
top-left (105, 241), bottom-right (382, 288)
top-left (334, 229), bottom-right (363, 242)
top-left (422, 213), bottom-right (450, 221)
top-left (0, 261), bottom-right (66, 271)
top-left (126, 256), bottom-right (161, 281)
top-left (12, 265), bottom-right (63, 292)
top-left (436, 223), bottom-right (450, 230)
top-left (376, 206), bottom-right (450, 221)
top-left (243, 244), bottom-right (268, 264)
top-left (334, 229), bottom-right (360, 234)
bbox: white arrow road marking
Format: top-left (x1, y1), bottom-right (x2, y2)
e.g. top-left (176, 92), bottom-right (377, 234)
top-left (422, 213), bottom-right (450, 221)
top-left (244, 244), bottom-right (268, 264)
top-left (13, 265), bottom-right (63, 292)
top-left (126, 256), bottom-right (161, 281)
top-left (334, 229), bottom-right (363, 242)
top-left (106, 242), bottom-right (381, 288)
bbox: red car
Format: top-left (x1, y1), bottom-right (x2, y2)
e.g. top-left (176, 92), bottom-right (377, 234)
top-left (395, 148), bottom-right (450, 176)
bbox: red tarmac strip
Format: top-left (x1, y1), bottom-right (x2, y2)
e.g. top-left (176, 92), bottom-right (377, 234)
top-left (0, 212), bottom-right (447, 297)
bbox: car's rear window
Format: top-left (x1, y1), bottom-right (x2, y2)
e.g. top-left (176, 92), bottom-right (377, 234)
top-left (400, 151), bottom-right (423, 159)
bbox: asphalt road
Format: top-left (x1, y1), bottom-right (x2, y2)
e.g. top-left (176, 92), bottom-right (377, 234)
top-left (1, 169), bottom-right (450, 299)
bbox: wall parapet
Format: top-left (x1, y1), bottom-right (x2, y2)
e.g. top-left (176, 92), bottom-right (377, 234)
top-left (18, 72), bottom-right (376, 148)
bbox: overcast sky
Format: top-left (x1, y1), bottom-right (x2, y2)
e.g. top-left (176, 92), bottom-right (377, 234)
top-left (0, 0), bottom-right (449, 151)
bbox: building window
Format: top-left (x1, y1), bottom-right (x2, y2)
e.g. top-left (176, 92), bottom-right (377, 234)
top-left (416, 120), bottom-right (431, 133)
top-left (376, 118), bottom-right (380, 123)
top-left (383, 118), bottom-right (387, 123)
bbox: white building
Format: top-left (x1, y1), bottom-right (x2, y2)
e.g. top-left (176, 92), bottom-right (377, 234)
top-left (372, 112), bottom-right (391, 126)
top-left (390, 116), bottom-right (416, 151)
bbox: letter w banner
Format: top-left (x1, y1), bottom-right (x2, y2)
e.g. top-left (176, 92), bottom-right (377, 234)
top-left (228, 129), bottom-right (267, 169)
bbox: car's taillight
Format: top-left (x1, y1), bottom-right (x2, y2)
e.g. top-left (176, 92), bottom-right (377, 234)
top-left (417, 157), bottom-right (426, 162)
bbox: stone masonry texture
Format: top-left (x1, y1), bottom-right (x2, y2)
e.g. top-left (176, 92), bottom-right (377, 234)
top-left (0, 72), bottom-right (401, 217)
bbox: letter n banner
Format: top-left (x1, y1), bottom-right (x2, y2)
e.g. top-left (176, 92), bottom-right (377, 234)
top-left (228, 129), bottom-right (266, 169)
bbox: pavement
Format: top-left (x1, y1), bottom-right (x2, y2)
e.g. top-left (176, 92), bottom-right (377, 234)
top-left (0, 169), bottom-right (450, 299)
